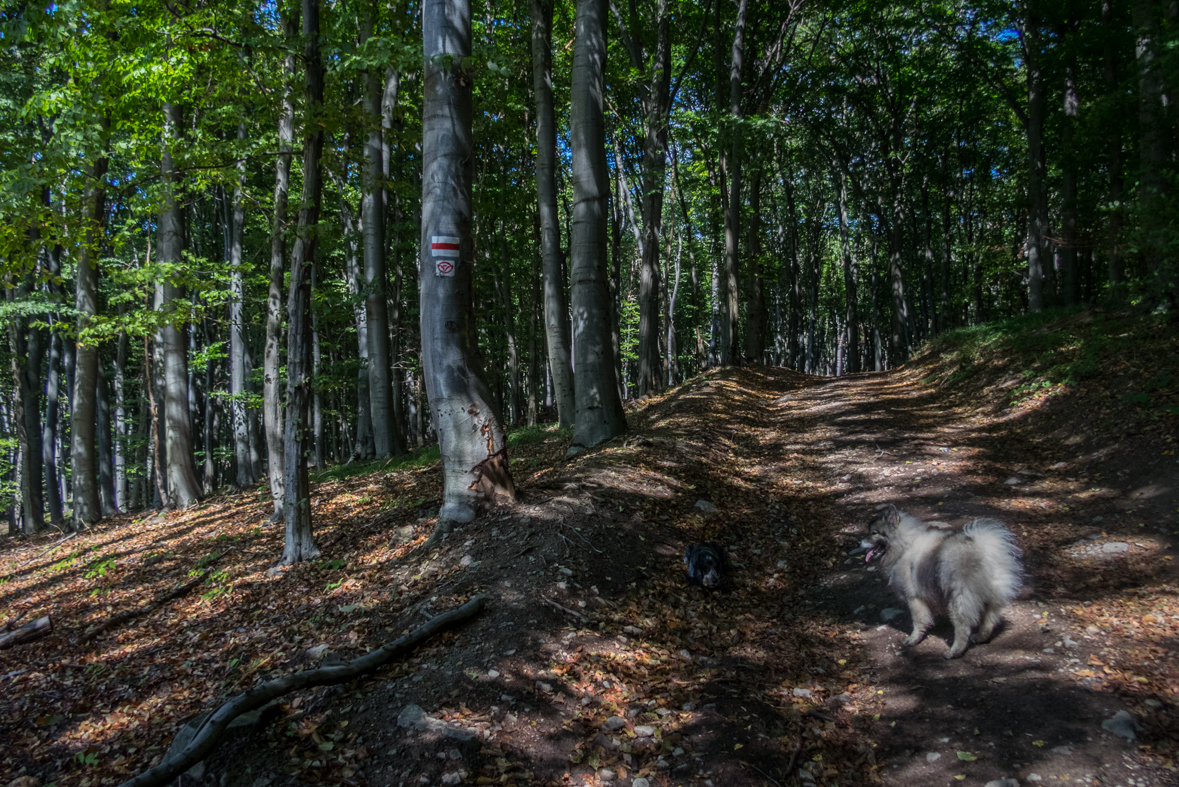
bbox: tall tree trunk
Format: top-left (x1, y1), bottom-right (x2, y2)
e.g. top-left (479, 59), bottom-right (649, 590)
top-left (1103, 0), bottom-right (1125, 286)
top-left (311, 261), bottom-right (325, 470)
top-left (341, 199), bottom-right (377, 459)
top-left (1061, 51), bottom-right (1080, 305)
top-left (719, 0), bottom-right (747, 366)
top-left (71, 134), bottom-right (109, 529)
top-left (568, 0), bottom-right (627, 454)
top-left (230, 122), bottom-right (254, 487)
top-left (43, 327), bottom-right (63, 524)
top-left (148, 332), bottom-right (168, 508)
top-left (202, 319), bottom-right (216, 491)
top-left (528, 222), bottom-right (542, 426)
top-left (381, 66), bottom-right (406, 447)
top-left (6, 280), bottom-right (43, 533)
top-left (283, 0), bottom-right (324, 564)
top-left (835, 168), bottom-right (859, 373)
top-left (97, 363), bottom-right (116, 516)
top-left (159, 103), bottom-right (203, 510)
top-left (360, 2), bottom-right (401, 458)
top-left (265, 4), bottom-right (299, 521)
top-left (1135, 0), bottom-right (1167, 278)
top-left (635, 2), bottom-right (672, 395)
top-left (1022, 11), bottom-right (1048, 311)
top-left (743, 166), bottom-right (764, 363)
top-left (530, 0), bottom-right (576, 426)
top-left (497, 223), bottom-right (522, 425)
top-left (114, 328), bottom-right (127, 509)
top-left (420, 0), bottom-right (517, 531)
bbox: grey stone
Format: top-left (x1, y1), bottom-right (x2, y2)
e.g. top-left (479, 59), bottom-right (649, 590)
top-left (792, 688), bottom-right (812, 699)
top-left (598, 768), bottom-right (616, 781)
top-left (1101, 710), bottom-right (1142, 740)
top-left (634, 725), bottom-right (657, 737)
top-left (1102, 542), bottom-right (1130, 554)
top-left (265, 566), bottom-right (282, 579)
top-left (632, 779), bottom-right (651, 787)
top-left (307, 644), bottom-right (329, 660)
top-left (1004, 477), bottom-right (1020, 485)
top-left (694, 500), bottom-right (719, 514)
top-left (985, 780), bottom-right (1020, 787)
top-left (604, 716), bottom-right (627, 731)
top-left (440, 772), bottom-right (464, 786)
top-left (925, 752), bottom-right (941, 762)
top-left (397, 704), bottom-right (475, 742)
top-left (391, 525), bottom-right (415, 544)
top-left (1027, 775), bottom-right (1042, 782)
top-left (880, 608), bottom-right (903, 622)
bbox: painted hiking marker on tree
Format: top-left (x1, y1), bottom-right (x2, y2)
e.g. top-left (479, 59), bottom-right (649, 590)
top-left (432, 235), bottom-right (460, 277)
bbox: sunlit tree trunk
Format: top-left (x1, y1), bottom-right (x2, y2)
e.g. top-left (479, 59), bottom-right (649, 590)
top-left (159, 103), bottom-right (202, 510)
top-left (283, 0), bottom-right (324, 564)
top-left (420, 0), bottom-right (516, 530)
top-left (568, 0), bottom-right (627, 454)
top-left (265, 3), bottom-right (298, 521)
top-left (529, 0), bottom-right (576, 426)
top-left (230, 121), bottom-right (254, 487)
top-left (71, 136), bottom-right (108, 529)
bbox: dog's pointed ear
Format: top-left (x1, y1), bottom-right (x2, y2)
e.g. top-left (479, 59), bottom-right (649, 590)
top-left (883, 505), bottom-right (901, 527)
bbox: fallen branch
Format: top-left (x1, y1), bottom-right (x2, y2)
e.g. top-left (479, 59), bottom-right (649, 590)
top-left (115, 594), bottom-right (487, 787)
top-left (79, 548), bottom-right (235, 644)
top-left (541, 596), bottom-right (590, 623)
top-left (0, 616), bottom-right (52, 650)
top-left (20, 532), bottom-right (77, 566)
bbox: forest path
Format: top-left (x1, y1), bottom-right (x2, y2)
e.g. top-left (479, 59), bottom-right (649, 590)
top-left (766, 367), bottom-right (1179, 787)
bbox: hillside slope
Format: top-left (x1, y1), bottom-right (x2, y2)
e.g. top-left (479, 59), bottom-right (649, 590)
top-left (1, 307), bottom-right (1176, 787)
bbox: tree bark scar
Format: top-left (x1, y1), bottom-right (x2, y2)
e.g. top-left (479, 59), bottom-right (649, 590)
top-left (468, 446), bottom-right (517, 503)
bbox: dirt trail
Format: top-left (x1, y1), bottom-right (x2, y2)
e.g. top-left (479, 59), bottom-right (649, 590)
top-left (7, 365), bottom-right (1174, 787)
top-left (769, 369), bottom-right (1179, 787)
top-left (201, 365), bottom-right (1174, 787)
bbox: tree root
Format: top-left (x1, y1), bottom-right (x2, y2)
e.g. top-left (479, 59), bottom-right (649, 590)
top-left (114, 594), bottom-right (487, 787)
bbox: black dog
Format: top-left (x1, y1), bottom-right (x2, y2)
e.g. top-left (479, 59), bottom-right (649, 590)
top-left (684, 542), bottom-right (729, 589)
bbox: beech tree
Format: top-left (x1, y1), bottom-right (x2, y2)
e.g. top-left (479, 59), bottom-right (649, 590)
top-left (568, 0), bottom-right (627, 454)
top-left (419, 0), bottom-right (516, 532)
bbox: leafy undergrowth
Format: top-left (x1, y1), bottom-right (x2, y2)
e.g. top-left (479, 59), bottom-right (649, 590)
top-left (0, 368), bottom-right (884, 787)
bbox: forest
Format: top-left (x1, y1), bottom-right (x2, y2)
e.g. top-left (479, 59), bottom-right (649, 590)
top-left (1, 0), bottom-right (1177, 549)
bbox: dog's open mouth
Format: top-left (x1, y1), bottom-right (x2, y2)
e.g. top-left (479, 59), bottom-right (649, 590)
top-left (863, 543), bottom-right (886, 562)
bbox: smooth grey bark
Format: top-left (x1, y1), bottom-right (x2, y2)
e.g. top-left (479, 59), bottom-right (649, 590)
top-left (148, 330), bottom-right (169, 508)
top-left (718, 0), bottom-right (747, 367)
top-left (360, 2), bottom-right (401, 459)
top-left (282, 0), bottom-right (324, 565)
top-left (381, 66), bottom-right (406, 449)
top-left (420, 0), bottom-right (516, 529)
top-left (529, 0), bottom-right (575, 427)
top-left (835, 168), bottom-right (859, 373)
top-left (71, 142), bottom-right (108, 529)
top-left (201, 319), bottom-right (216, 492)
top-left (1021, 11), bottom-right (1047, 311)
top-left (158, 103), bottom-right (203, 510)
top-left (496, 223), bottom-right (521, 425)
top-left (339, 195), bottom-right (376, 459)
top-left (265, 5), bottom-right (298, 521)
top-left (230, 122), bottom-right (254, 487)
top-left (568, 0), bottom-right (627, 454)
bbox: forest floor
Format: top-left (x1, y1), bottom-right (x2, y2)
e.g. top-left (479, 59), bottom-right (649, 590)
top-left (2, 306), bottom-right (1179, 787)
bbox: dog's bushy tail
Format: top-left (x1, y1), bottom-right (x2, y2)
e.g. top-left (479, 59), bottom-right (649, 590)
top-left (963, 517), bottom-right (1024, 607)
